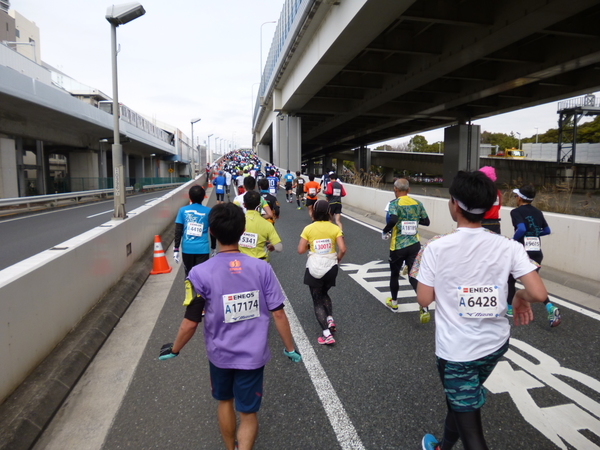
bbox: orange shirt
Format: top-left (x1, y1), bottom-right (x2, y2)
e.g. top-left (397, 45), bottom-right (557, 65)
top-left (304, 181), bottom-right (321, 199)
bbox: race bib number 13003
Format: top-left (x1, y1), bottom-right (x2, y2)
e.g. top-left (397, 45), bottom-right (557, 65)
top-left (457, 285), bottom-right (500, 318)
top-left (222, 290), bottom-right (260, 323)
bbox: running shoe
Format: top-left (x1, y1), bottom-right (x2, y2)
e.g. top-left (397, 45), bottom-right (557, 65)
top-left (297, 206), bottom-right (301, 210)
top-left (401, 264), bottom-right (409, 276)
top-left (506, 305), bottom-right (513, 317)
top-left (318, 335), bottom-right (335, 345)
top-left (327, 318), bottom-right (336, 332)
top-left (385, 297), bottom-right (398, 311)
top-left (420, 306), bottom-right (430, 324)
top-left (547, 304), bottom-right (561, 328)
top-left (421, 434), bottom-right (440, 450)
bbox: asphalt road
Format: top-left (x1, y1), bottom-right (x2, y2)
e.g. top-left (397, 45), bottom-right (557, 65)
top-left (33, 190), bottom-right (600, 450)
top-left (0, 191), bottom-right (171, 271)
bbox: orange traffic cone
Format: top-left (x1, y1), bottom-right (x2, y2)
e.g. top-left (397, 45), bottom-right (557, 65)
top-left (150, 235), bottom-right (172, 275)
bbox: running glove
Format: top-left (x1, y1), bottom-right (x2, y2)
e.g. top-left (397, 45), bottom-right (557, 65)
top-left (173, 250), bottom-right (180, 264)
top-left (159, 343), bottom-right (179, 360)
top-left (283, 348), bottom-right (302, 363)
top-left (381, 232), bottom-right (391, 240)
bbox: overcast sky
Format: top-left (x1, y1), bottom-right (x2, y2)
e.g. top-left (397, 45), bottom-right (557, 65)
top-left (12, 0), bottom-right (599, 151)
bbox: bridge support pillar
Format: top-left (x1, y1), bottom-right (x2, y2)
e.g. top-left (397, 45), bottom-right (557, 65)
top-left (322, 156), bottom-right (332, 176)
top-left (355, 145), bottom-right (371, 174)
top-left (273, 114), bottom-right (301, 172)
top-left (0, 137), bottom-right (18, 198)
top-left (383, 167), bottom-right (395, 183)
top-left (307, 160), bottom-right (315, 175)
top-left (443, 124), bottom-right (480, 188)
top-left (257, 144), bottom-right (270, 162)
top-left (70, 151), bottom-right (100, 191)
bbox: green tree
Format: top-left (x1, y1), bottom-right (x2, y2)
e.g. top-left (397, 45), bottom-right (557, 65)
top-left (409, 135), bottom-right (428, 152)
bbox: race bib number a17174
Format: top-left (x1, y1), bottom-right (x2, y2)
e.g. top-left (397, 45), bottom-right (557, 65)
top-left (457, 285), bottom-right (500, 318)
top-left (222, 290), bottom-right (260, 323)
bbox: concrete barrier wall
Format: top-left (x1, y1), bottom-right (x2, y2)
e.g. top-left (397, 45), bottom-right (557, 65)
top-left (341, 182), bottom-right (600, 282)
top-left (0, 180), bottom-right (198, 403)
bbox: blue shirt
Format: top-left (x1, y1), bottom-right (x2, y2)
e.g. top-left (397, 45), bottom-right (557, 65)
top-left (175, 203), bottom-right (210, 254)
top-left (214, 176), bottom-right (226, 194)
top-left (283, 173), bottom-right (294, 184)
top-left (267, 176), bottom-right (279, 192)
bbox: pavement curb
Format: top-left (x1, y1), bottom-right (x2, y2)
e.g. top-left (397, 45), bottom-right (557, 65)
top-left (0, 226), bottom-right (175, 450)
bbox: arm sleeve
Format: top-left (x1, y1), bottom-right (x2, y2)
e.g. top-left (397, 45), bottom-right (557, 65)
top-left (174, 223), bottom-right (184, 249)
top-left (210, 233), bottom-right (217, 250)
top-left (540, 226), bottom-right (551, 236)
top-left (341, 185), bottom-right (346, 196)
top-left (513, 223), bottom-right (527, 240)
top-left (383, 215), bottom-right (399, 234)
top-left (419, 217), bottom-right (430, 226)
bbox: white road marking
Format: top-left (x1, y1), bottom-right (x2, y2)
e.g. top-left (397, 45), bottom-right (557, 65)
top-left (281, 287), bottom-right (366, 450)
top-left (86, 210), bottom-right (113, 218)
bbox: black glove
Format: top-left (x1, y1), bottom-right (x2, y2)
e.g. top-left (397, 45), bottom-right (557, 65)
top-left (158, 343), bottom-right (179, 360)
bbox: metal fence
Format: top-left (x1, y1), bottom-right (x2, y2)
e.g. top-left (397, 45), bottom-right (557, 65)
top-left (22, 177), bottom-right (191, 196)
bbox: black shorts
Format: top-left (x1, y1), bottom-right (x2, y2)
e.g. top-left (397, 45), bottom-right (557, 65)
top-left (183, 252), bottom-right (209, 276)
top-left (328, 203), bottom-right (342, 215)
top-left (285, 182), bottom-right (293, 191)
top-left (306, 197), bottom-right (317, 206)
top-left (216, 193), bottom-right (224, 201)
top-left (388, 242), bottom-right (421, 274)
top-left (303, 265), bottom-right (338, 289)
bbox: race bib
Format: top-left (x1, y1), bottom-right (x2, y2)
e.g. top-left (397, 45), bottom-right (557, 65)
top-left (313, 238), bottom-right (332, 254)
top-left (524, 237), bottom-right (541, 252)
top-left (333, 188), bottom-right (341, 196)
top-left (239, 232), bottom-right (258, 248)
top-left (223, 290), bottom-right (260, 323)
top-left (401, 221), bottom-right (417, 235)
top-left (308, 187), bottom-right (316, 196)
top-left (217, 184), bottom-right (224, 190)
top-left (298, 179), bottom-right (304, 185)
top-left (187, 222), bottom-right (204, 237)
top-left (457, 286), bottom-right (500, 318)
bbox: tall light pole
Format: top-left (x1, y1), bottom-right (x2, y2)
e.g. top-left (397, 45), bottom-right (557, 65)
top-left (535, 127), bottom-right (539, 144)
top-left (191, 118), bottom-right (201, 179)
top-left (106, 2), bottom-right (146, 219)
top-left (150, 153), bottom-right (155, 183)
top-left (260, 21), bottom-right (276, 79)
top-left (207, 133), bottom-right (214, 167)
top-left (516, 132), bottom-right (521, 150)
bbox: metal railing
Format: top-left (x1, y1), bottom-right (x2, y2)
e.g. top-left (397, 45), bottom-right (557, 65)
top-left (0, 188), bottom-right (131, 211)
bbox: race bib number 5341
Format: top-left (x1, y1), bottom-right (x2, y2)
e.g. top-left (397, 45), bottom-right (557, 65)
top-left (457, 285), bottom-right (500, 318)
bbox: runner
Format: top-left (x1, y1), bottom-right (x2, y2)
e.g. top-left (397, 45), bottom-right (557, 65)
top-left (323, 173), bottom-right (346, 232)
top-left (413, 170), bottom-right (548, 450)
top-left (233, 176), bottom-right (274, 221)
top-left (320, 168), bottom-right (332, 192)
top-left (283, 170), bottom-right (295, 203)
top-left (303, 173), bottom-right (321, 220)
top-left (293, 171), bottom-right (305, 210)
top-left (239, 190), bottom-right (282, 262)
top-left (258, 177), bottom-right (280, 225)
top-left (381, 178), bottom-right (430, 323)
top-left (298, 199), bottom-right (346, 345)
top-left (213, 171), bottom-right (226, 204)
top-left (479, 166), bottom-right (501, 233)
top-left (224, 169), bottom-right (232, 201)
top-left (159, 203), bottom-right (301, 450)
top-left (507, 184), bottom-right (560, 326)
top-left (266, 170), bottom-right (279, 196)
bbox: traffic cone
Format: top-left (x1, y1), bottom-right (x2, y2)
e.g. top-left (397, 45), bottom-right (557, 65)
top-left (150, 235), bottom-right (172, 275)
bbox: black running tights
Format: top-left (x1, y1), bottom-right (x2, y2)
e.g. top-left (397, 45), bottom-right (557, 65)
top-left (309, 286), bottom-right (332, 331)
top-left (439, 407), bottom-right (488, 450)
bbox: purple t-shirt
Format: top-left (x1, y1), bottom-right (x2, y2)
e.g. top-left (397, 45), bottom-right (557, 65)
top-left (187, 252), bottom-right (285, 370)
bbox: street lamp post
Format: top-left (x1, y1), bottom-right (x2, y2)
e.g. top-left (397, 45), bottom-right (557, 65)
top-left (516, 132), bottom-right (521, 150)
top-left (106, 2), bottom-right (146, 220)
top-left (535, 127), bottom-right (539, 144)
top-left (150, 153), bottom-right (155, 184)
top-left (191, 118), bottom-right (201, 179)
top-left (260, 21), bottom-right (276, 79)
top-left (207, 134), bottom-right (214, 167)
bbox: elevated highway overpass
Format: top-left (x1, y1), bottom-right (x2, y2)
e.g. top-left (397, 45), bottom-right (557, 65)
top-left (253, 0), bottom-right (600, 173)
top-left (0, 46), bottom-right (197, 198)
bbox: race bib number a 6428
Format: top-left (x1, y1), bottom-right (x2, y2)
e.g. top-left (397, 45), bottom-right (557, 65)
top-left (457, 285), bottom-right (500, 318)
top-left (223, 290), bottom-right (260, 323)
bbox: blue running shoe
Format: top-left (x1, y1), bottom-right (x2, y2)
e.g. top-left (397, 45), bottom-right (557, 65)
top-left (547, 304), bottom-right (561, 327)
top-left (506, 305), bottom-right (513, 317)
top-left (422, 434), bottom-right (440, 450)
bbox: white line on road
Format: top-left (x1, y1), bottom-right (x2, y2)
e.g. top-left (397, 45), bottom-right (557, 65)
top-left (86, 210), bottom-right (114, 219)
top-left (281, 287), bottom-right (366, 450)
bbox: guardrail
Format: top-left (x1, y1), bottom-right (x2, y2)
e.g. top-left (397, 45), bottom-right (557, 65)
top-left (0, 183), bottom-right (188, 213)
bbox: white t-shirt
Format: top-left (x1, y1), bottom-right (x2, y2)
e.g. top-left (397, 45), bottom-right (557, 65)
top-left (414, 227), bottom-right (537, 362)
top-left (225, 171), bottom-right (232, 186)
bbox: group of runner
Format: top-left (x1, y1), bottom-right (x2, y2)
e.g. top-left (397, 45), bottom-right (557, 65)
top-left (166, 150), bottom-right (562, 450)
